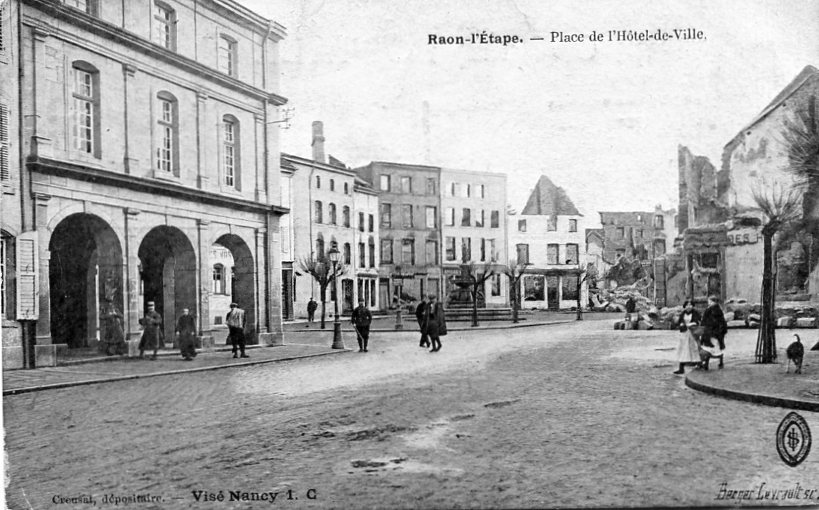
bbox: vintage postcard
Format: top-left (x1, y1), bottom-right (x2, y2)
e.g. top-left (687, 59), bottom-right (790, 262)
top-left (2, 0), bottom-right (818, 508)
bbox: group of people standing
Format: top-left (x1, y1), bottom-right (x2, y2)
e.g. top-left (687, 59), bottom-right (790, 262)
top-left (673, 295), bottom-right (728, 375)
top-left (415, 294), bottom-right (448, 352)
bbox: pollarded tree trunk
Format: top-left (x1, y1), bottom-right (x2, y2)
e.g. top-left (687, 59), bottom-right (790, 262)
top-left (320, 285), bottom-right (327, 330)
top-left (471, 286), bottom-right (479, 327)
top-left (755, 228), bottom-right (777, 363)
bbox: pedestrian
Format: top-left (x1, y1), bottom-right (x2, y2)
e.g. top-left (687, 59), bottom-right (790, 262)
top-left (100, 300), bottom-right (126, 356)
top-left (672, 300), bottom-right (701, 375)
top-left (424, 294), bottom-right (447, 352)
top-left (306, 297), bottom-right (318, 327)
top-left (415, 295), bottom-right (430, 348)
top-left (138, 301), bottom-right (163, 360)
top-left (351, 298), bottom-right (373, 352)
top-left (625, 295), bottom-right (636, 323)
top-left (226, 302), bottom-right (248, 358)
top-left (700, 295), bottom-right (727, 369)
top-left (176, 308), bottom-right (197, 361)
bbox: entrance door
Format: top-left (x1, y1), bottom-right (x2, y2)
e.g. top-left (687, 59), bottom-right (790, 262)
top-left (282, 268), bottom-right (294, 320)
top-left (547, 276), bottom-right (559, 310)
top-left (379, 278), bottom-right (390, 311)
top-left (342, 279), bottom-right (354, 313)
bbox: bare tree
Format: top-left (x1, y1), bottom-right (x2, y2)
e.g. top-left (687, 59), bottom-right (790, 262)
top-left (463, 260), bottom-right (497, 327)
top-left (751, 179), bottom-right (803, 363)
top-left (502, 258), bottom-right (530, 323)
top-left (298, 256), bottom-right (346, 330)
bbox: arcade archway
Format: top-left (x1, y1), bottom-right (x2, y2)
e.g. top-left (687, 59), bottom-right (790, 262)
top-left (49, 214), bottom-right (123, 348)
top-left (138, 226), bottom-right (197, 343)
top-left (211, 234), bottom-right (256, 342)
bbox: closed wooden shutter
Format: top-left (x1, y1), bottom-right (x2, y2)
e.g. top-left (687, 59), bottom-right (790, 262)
top-left (16, 232), bottom-right (38, 320)
top-left (0, 103), bottom-right (9, 181)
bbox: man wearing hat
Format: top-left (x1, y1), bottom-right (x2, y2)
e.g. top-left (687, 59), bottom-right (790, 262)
top-left (226, 302), bottom-right (248, 358)
top-left (423, 294), bottom-right (447, 352)
top-left (138, 301), bottom-right (163, 360)
top-left (351, 298), bottom-right (373, 352)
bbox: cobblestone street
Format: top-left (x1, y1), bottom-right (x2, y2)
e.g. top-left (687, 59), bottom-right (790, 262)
top-left (4, 319), bottom-right (819, 509)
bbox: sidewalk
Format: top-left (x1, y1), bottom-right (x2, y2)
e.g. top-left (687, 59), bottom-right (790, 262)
top-left (685, 351), bottom-right (819, 412)
top-left (285, 318), bottom-right (575, 333)
top-left (2, 343), bottom-right (347, 396)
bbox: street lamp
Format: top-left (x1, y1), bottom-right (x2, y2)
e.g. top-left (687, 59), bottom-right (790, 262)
top-left (327, 246), bottom-right (345, 349)
top-left (393, 266), bottom-right (404, 330)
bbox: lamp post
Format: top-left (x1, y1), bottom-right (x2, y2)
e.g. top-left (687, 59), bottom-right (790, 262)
top-left (327, 246), bottom-right (344, 349)
top-left (393, 266), bottom-right (404, 330)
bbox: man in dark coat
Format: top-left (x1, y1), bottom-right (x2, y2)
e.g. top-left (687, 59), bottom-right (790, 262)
top-left (176, 308), bottom-right (197, 361)
top-left (415, 295), bottom-right (430, 348)
top-left (101, 300), bottom-right (126, 356)
top-left (138, 301), bottom-right (163, 360)
top-left (226, 302), bottom-right (248, 358)
top-left (306, 297), bottom-right (318, 327)
top-left (701, 295), bottom-right (728, 351)
top-left (351, 298), bottom-right (373, 352)
top-left (423, 294), bottom-right (447, 352)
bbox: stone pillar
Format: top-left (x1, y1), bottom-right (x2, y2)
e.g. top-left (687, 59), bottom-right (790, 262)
top-left (255, 228), bottom-right (267, 339)
top-left (124, 208), bottom-right (142, 343)
top-left (197, 219), bottom-right (214, 348)
top-left (254, 113), bottom-right (266, 202)
top-left (122, 64), bottom-right (138, 173)
top-left (196, 91), bottom-right (210, 190)
top-left (31, 26), bottom-right (53, 158)
top-left (263, 214), bottom-right (284, 345)
top-left (33, 193), bottom-right (52, 344)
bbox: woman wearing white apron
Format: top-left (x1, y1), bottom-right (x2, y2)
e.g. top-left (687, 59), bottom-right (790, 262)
top-left (673, 300), bottom-right (702, 375)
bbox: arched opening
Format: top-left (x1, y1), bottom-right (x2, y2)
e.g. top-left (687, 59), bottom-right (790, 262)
top-left (138, 226), bottom-right (196, 344)
top-left (211, 234), bottom-right (256, 343)
top-left (49, 214), bottom-right (123, 348)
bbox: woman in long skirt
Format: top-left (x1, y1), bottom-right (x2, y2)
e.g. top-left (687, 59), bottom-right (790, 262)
top-left (673, 300), bottom-right (701, 375)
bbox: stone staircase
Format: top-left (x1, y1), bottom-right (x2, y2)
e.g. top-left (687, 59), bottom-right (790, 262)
top-left (443, 305), bottom-right (518, 321)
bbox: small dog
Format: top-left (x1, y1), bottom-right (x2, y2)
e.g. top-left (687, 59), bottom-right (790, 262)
top-left (786, 334), bottom-right (805, 374)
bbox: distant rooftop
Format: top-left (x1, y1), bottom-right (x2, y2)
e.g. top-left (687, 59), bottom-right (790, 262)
top-left (521, 175), bottom-right (581, 216)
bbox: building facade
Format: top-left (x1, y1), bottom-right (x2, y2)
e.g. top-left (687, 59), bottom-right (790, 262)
top-left (355, 161), bottom-right (443, 310)
top-left (508, 175), bottom-right (587, 310)
top-left (1, 0), bottom-right (288, 368)
top-left (440, 168), bottom-right (508, 307)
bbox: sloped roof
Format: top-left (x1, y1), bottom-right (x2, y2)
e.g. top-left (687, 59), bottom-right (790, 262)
top-left (736, 65), bottom-right (819, 136)
top-left (521, 175), bottom-right (581, 216)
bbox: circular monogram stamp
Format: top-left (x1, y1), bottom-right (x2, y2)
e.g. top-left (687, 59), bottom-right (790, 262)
top-left (776, 412), bottom-right (812, 467)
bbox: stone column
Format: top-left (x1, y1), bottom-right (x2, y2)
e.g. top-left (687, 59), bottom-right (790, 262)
top-left (31, 26), bottom-right (53, 158)
top-left (33, 193), bottom-right (52, 344)
top-left (264, 214), bottom-right (284, 345)
top-left (254, 113), bottom-right (266, 202)
top-left (255, 227), bottom-right (267, 339)
top-left (124, 208), bottom-right (142, 345)
top-left (122, 64), bottom-right (138, 173)
top-left (196, 91), bottom-right (210, 190)
top-left (197, 219), bottom-right (214, 348)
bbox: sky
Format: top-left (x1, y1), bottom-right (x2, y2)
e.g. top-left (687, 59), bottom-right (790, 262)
top-left (239, 0), bottom-right (819, 218)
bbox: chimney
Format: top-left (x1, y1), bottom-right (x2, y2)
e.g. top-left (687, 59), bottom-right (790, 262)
top-left (311, 121), bottom-right (325, 163)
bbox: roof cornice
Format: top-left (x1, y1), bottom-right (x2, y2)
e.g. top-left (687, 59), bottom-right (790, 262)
top-left (23, 0), bottom-right (287, 106)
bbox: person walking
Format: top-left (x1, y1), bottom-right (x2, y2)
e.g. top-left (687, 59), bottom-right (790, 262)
top-left (306, 297), bottom-right (318, 328)
top-left (100, 300), bottom-right (126, 356)
top-left (351, 298), bottom-right (373, 352)
top-left (175, 308), bottom-right (197, 361)
top-left (424, 294), bottom-right (447, 352)
top-left (672, 300), bottom-right (701, 375)
top-left (138, 301), bottom-right (163, 360)
top-left (226, 302), bottom-right (248, 358)
top-left (700, 295), bottom-right (727, 369)
top-left (415, 295), bottom-right (430, 348)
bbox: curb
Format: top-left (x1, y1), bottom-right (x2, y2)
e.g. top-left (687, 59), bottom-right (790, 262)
top-left (684, 373), bottom-right (819, 413)
top-left (3, 349), bottom-right (349, 396)
top-left (287, 319), bottom-right (574, 334)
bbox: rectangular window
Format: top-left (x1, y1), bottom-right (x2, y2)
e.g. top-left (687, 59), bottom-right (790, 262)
top-left (445, 207), bottom-right (455, 226)
top-left (380, 203), bottom-right (391, 228)
top-left (223, 120), bottom-right (236, 187)
top-left (368, 241), bottom-right (375, 267)
top-left (358, 242), bottom-right (366, 268)
top-left (358, 212), bottom-right (365, 232)
top-left (425, 240), bottom-right (438, 265)
top-left (380, 174), bottom-right (391, 191)
top-left (488, 239), bottom-right (495, 261)
top-left (480, 238), bottom-right (486, 261)
top-left (156, 99), bottom-right (174, 173)
top-left (461, 237), bottom-right (471, 262)
top-left (449, 182), bottom-right (456, 196)
top-left (218, 36), bottom-right (237, 76)
top-left (491, 210), bottom-right (499, 228)
top-left (0, 103), bottom-right (8, 181)
top-left (491, 274), bottom-right (501, 296)
top-left (402, 239), bottom-right (415, 265)
top-left (566, 244), bottom-right (579, 265)
top-left (445, 237), bottom-right (456, 261)
top-left (401, 176), bottom-right (412, 193)
top-left (654, 215), bottom-right (664, 229)
top-left (402, 204), bottom-right (414, 228)
top-left (518, 219), bottom-right (527, 232)
top-left (569, 219), bottom-right (577, 232)
top-left (65, 0), bottom-right (88, 10)
top-left (73, 69), bottom-right (94, 154)
top-left (463, 184), bottom-right (471, 198)
top-left (547, 216), bottom-right (557, 231)
top-left (381, 239), bottom-right (393, 263)
top-left (153, 3), bottom-right (175, 50)
top-left (516, 244), bottom-right (529, 265)
top-left (426, 206), bottom-right (437, 229)
top-left (475, 210), bottom-right (485, 228)
top-left (329, 179), bottom-right (335, 192)
top-left (426, 178), bottom-right (436, 195)
top-left (547, 244), bottom-right (559, 265)
top-left (562, 275), bottom-right (579, 301)
top-left (315, 201), bottom-right (323, 223)
top-left (524, 275), bottom-right (545, 302)
top-left (616, 227), bottom-right (625, 239)
top-left (480, 184), bottom-right (486, 199)
top-left (368, 214), bottom-right (374, 232)
top-left (461, 208), bottom-right (471, 227)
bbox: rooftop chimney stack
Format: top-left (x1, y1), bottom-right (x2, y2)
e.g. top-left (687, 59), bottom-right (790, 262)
top-left (311, 121), bottom-right (326, 163)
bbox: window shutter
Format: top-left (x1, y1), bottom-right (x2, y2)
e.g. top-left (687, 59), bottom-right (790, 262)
top-left (0, 103), bottom-right (8, 181)
top-left (16, 232), bottom-right (39, 320)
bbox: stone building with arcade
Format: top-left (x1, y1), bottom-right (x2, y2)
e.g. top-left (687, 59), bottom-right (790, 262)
top-left (1, 0), bottom-right (289, 368)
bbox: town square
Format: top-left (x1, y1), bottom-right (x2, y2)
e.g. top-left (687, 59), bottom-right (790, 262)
top-left (1, 0), bottom-right (819, 508)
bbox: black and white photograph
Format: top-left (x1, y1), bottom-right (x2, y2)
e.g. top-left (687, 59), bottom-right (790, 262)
top-left (1, 0), bottom-right (818, 508)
